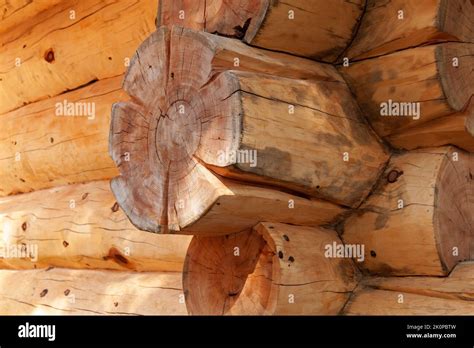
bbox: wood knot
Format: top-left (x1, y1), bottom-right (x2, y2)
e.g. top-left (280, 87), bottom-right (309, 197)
top-left (40, 289), bottom-right (48, 297)
top-left (111, 202), bottom-right (119, 212)
top-left (387, 170), bottom-right (403, 183)
top-left (107, 247), bottom-right (131, 267)
top-left (64, 289), bottom-right (70, 296)
top-left (63, 241), bottom-right (69, 248)
top-left (283, 234), bottom-right (290, 241)
top-left (21, 222), bottom-right (27, 231)
top-left (82, 192), bottom-right (89, 200)
top-left (278, 251), bottom-right (284, 259)
top-left (114, 302), bottom-right (119, 307)
top-left (370, 250), bottom-right (377, 258)
top-left (44, 48), bottom-right (55, 63)
top-left (288, 256), bottom-right (295, 263)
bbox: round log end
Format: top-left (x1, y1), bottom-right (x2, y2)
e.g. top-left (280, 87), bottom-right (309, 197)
top-left (109, 27), bottom-right (242, 233)
top-left (183, 223), bottom-right (359, 315)
top-left (437, 44), bottom-right (474, 112)
top-left (435, 147), bottom-right (474, 271)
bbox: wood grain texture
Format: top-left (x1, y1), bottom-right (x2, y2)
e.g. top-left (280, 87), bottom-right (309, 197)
top-left (159, 0), bottom-right (366, 62)
top-left (0, 0), bottom-right (157, 114)
top-left (344, 262), bottom-right (474, 315)
top-left (110, 26), bottom-right (388, 234)
top-left (0, 0), bottom-right (63, 35)
top-left (340, 43), bottom-right (474, 145)
top-left (0, 76), bottom-right (123, 197)
top-left (342, 147), bottom-right (474, 276)
top-left (183, 223), bottom-right (360, 315)
top-left (0, 180), bottom-right (191, 272)
top-left (387, 98), bottom-right (474, 152)
top-left (345, 0), bottom-right (474, 60)
top-left (0, 268), bottom-right (187, 315)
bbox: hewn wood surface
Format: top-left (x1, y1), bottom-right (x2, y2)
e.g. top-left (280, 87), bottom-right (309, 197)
top-left (159, 0), bottom-right (366, 61)
top-left (344, 262), bottom-right (474, 315)
top-left (340, 43), bottom-right (474, 148)
top-left (183, 223), bottom-right (360, 315)
top-left (0, 268), bottom-right (187, 315)
top-left (0, 0), bottom-right (156, 114)
top-left (342, 147), bottom-right (474, 276)
top-left (0, 180), bottom-right (191, 272)
top-left (345, 0), bottom-right (474, 60)
top-left (387, 98), bottom-right (474, 152)
top-left (110, 26), bottom-right (388, 234)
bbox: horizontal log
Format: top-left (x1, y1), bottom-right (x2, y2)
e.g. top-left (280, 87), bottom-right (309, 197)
top-left (387, 98), bottom-right (474, 152)
top-left (113, 173), bottom-right (345, 236)
top-left (0, 0), bottom-right (156, 114)
top-left (183, 223), bottom-right (360, 315)
top-left (345, 0), bottom-right (474, 60)
top-left (158, 0), bottom-right (365, 61)
top-left (110, 26), bottom-right (388, 234)
top-left (340, 43), bottom-right (474, 144)
top-left (344, 262), bottom-right (474, 315)
top-left (0, 180), bottom-right (191, 272)
top-left (342, 147), bottom-right (474, 276)
top-left (0, 268), bottom-right (187, 315)
top-left (0, 76), bottom-right (122, 197)
top-left (0, 0), bottom-right (63, 35)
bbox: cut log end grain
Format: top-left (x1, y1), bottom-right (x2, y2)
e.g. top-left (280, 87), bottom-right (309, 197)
top-left (110, 26), bottom-right (388, 234)
top-left (342, 147), bottom-right (474, 276)
top-left (183, 223), bottom-right (360, 315)
top-left (158, 0), bottom-right (366, 61)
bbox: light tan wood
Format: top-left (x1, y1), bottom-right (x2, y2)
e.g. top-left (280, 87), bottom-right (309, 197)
top-left (0, 76), bottom-right (122, 197)
top-left (113, 173), bottom-right (345, 236)
top-left (0, 268), bottom-right (187, 315)
top-left (159, 0), bottom-right (365, 61)
top-left (342, 147), bottom-right (474, 276)
top-left (0, 0), bottom-right (156, 114)
top-left (183, 223), bottom-right (360, 315)
top-left (340, 43), bottom-right (474, 143)
top-left (346, 0), bottom-right (474, 60)
top-left (344, 262), bottom-right (474, 315)
top-left (0, 180), bottom-right (191, 272)
top-left (110, 26), bottom-right (388, 234)
top-left (387, 98), bottom-right (474, 152)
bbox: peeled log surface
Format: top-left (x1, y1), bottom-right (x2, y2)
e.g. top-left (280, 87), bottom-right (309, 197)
top-left (340, 43), bottom-right (474, 148)
top-left (0, 180), bottom-right (191, 272)
top-left (342, 147), bottom-right (474, 276)
top-left (158, 0), bottom-right (365, 62)
top-left (183, 223), bottom-right (360, 315)
top-left (110, 26), bottom-right (388, 234)
top-left (344, 262), bottom-right (474, 315)
top-left (0, 268), bottom-right (187, 315)
top-left (0, 76), bottom-right (122, 197)
top-left (0, 0), bottom-right (156, 114)
top-left (340, 43), bottom-right (474, 140)
top-left (387, 98), bottom-right (474, 152)
top-left (0, 0), bottom-right (63, 35)
top-left (345, 0), bottom-right (474, 60)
